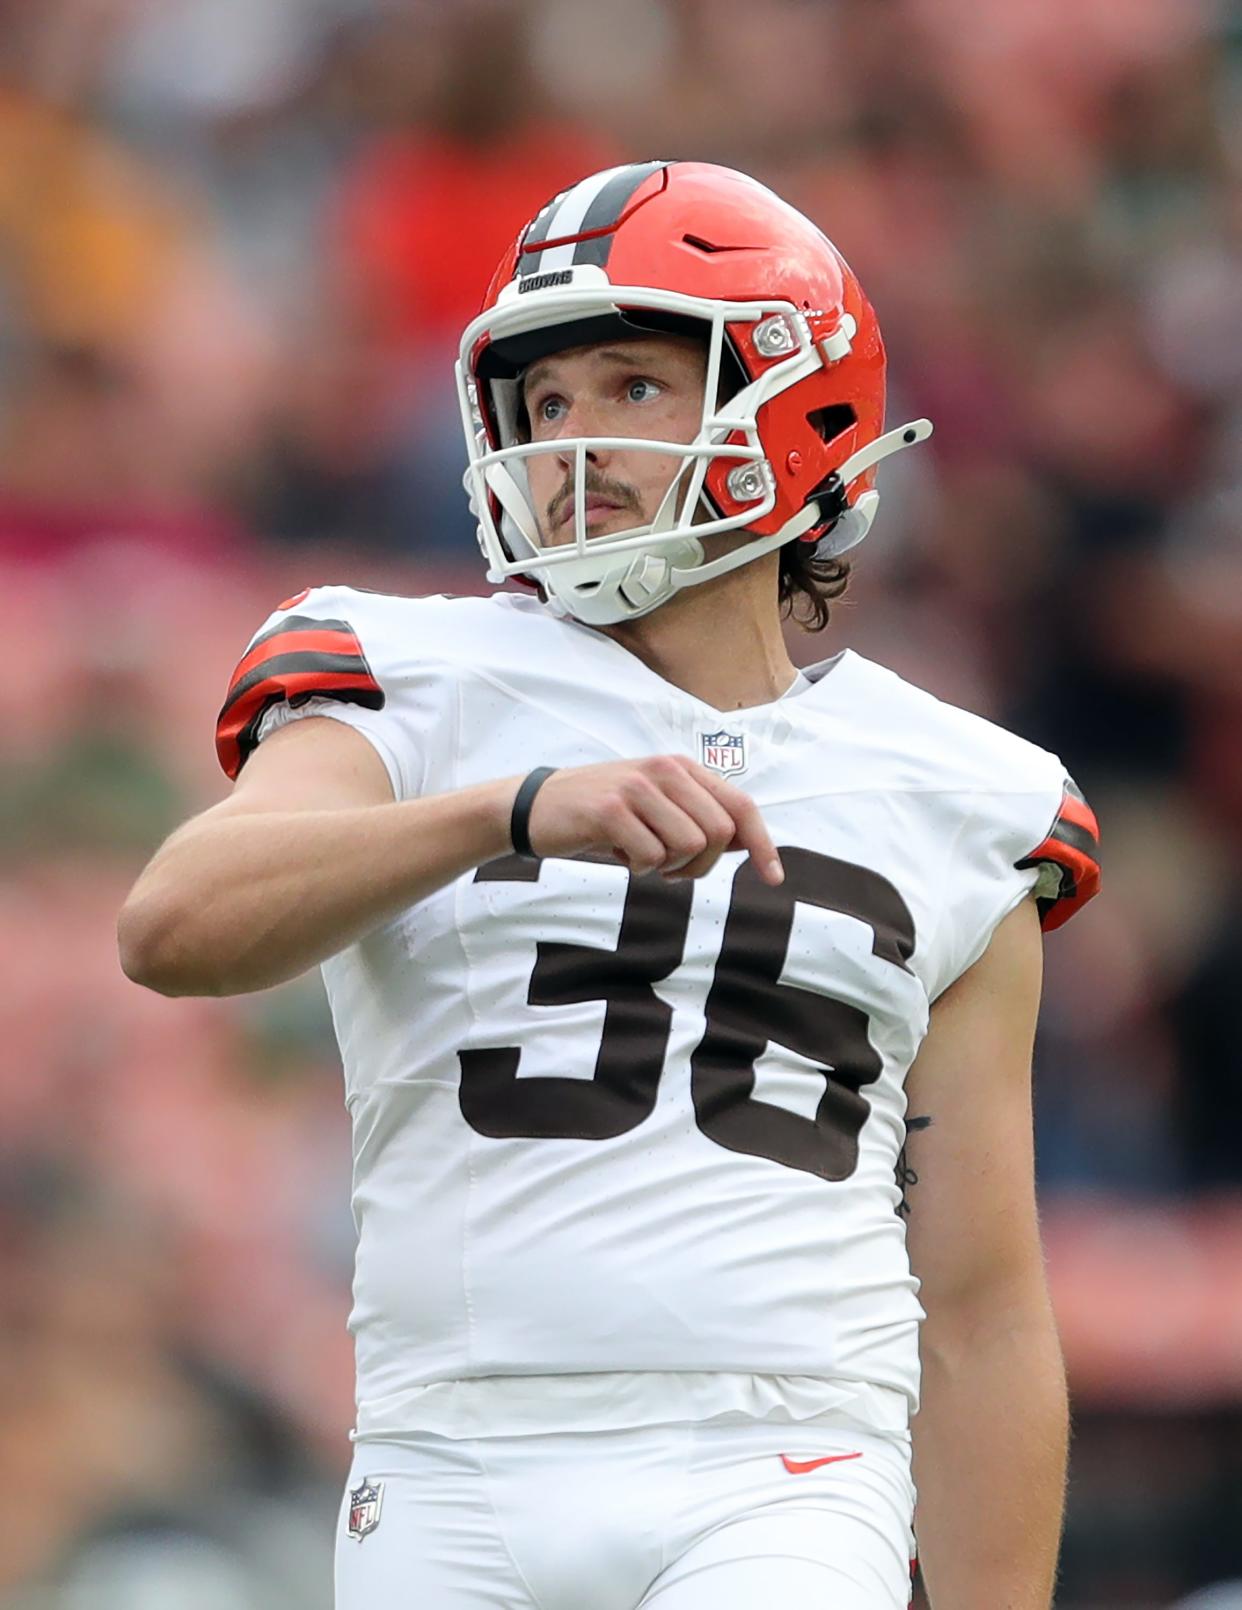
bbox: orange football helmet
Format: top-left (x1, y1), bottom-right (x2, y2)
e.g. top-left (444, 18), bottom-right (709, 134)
top-left (457, 160), bottom-right (931, 624)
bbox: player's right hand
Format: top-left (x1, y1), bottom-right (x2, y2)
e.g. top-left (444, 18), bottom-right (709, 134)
top-left (523, 755), bottom-right (784, 886)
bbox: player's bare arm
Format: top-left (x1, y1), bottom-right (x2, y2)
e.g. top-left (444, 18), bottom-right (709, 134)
top-left (118, 718), bottom-right (781, 998)
top-left (904, 895), bottom-right (1068, 1610)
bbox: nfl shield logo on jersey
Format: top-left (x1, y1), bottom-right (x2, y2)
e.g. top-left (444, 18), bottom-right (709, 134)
top-left (700, 729), bottom-right (748, 776)
top-left (347, 1478), bottom-right (384, 1542)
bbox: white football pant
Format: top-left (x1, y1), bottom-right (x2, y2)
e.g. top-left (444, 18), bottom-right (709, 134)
top-left (336, 1413), bottom-right (916, 1609)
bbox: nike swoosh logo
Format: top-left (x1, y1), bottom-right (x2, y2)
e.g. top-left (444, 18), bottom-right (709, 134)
top-left (780, 1452), bottom-right (863, 1474)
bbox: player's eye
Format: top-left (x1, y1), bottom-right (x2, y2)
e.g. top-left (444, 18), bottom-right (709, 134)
top-left (533, 395), bottom-right (567, 426)
top-left (625, 378), bottom-right (661, 404)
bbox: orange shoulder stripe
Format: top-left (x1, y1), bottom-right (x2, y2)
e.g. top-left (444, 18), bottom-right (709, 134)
top-left (226, 625), bottom-right (364, 695)
top-left (1056, 791), bottom-right (1100, 841)
top-left (1021, 832), bottom-right (1102, 932)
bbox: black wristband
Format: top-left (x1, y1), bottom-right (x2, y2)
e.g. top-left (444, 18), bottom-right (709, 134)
top-left (510, 767), bottom-right (558, 860)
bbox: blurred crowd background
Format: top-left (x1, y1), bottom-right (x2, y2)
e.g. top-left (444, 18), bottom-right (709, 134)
top-left (2, 0), bottom-right (1240, 1604)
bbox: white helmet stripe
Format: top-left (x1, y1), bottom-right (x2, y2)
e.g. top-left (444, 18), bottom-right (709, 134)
top-left (521, 163), bottom-right (670, 275)
top-left (523, 166), bottom-right (634, 273)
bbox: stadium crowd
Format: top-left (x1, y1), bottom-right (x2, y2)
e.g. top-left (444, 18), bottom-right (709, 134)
top-left (1, 1), bottom-right (1240, 1604)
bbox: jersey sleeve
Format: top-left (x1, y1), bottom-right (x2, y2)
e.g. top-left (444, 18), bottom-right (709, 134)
top-left (1014, 775), bottom-right (1102, 933)
top-left (925, 761), bottom-right (1101, 1001)
top-left (214, 585), bottom-right (409, 796)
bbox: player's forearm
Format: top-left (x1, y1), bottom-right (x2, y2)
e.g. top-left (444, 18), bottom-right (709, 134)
top-left (118, 780), bottom-right (517, 996)
top-left (911, 1283), bottom-right (1068, 1610)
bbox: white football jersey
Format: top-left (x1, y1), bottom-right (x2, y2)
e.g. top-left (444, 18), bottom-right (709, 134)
top-left (217, 586), bottom-right (1100, 1441)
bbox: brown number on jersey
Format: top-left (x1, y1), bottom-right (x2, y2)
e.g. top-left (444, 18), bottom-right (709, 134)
top-left (460, 850), bottom-right (916, 1180)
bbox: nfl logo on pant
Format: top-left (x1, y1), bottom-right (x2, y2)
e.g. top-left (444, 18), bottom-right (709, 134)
top-left (347, 1478), bottom-right (384, 1541)
top-left (699, 730), bottom-right (747, 776)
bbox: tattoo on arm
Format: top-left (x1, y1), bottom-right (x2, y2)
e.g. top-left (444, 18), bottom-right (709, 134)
top-left (896, 1113), bottom-right (933, 1218)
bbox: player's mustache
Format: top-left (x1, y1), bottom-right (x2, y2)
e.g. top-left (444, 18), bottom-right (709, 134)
top-left (547, 473), bottom-right (642, 529)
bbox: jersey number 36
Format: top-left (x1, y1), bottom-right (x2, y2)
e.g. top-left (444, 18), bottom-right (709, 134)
top-left (459, 848), bottom-right (916, 1183)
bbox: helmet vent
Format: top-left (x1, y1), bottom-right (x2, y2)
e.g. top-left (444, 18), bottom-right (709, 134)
top-left (682, 233), bottom-right (761, 254)
top-left (807, 404), bottom-right (856, 443)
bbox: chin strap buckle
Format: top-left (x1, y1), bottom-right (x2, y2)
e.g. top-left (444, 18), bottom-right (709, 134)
top-left (620, 553), bottom-right (671, 608)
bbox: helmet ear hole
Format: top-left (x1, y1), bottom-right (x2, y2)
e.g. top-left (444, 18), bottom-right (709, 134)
top-left (807, 403), bottom-right (856, 442)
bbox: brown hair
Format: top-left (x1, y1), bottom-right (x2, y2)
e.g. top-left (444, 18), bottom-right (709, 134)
top-left (777, 542), bottom-right (851, 633)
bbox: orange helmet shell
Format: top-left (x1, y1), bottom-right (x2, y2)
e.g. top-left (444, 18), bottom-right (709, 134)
top-left (473, 162), bottom-right (887, 544)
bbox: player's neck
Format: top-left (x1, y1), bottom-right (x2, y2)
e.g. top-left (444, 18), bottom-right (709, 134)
top-left (593, 559), bottom-right (798, 712)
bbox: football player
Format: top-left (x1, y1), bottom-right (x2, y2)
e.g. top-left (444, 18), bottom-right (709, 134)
top-left (119, 161), bottom-right (1100, 1610)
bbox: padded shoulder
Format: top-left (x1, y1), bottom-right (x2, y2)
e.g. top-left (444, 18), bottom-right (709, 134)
top-left (835, 655), bottom-right (1065, 796)
top-left (842, 655), bottom-right (1101, 934)
top-left (216, 585), bottom-right (400, 780)
top-left (214, 586), bottom-right (529, 781)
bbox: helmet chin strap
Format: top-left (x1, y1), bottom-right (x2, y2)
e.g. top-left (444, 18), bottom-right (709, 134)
top-left (543, 452), bottom-right (706, 619)
top-left (546, 498), bottom-right (809, 625)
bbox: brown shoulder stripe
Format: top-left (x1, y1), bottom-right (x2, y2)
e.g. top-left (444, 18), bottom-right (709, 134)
top-left (221, 648), bottom-right (376, 720)
top-left (1043, 814), bottom-right (1098, 861)
top-left (224, 617), bottom-right (358, 698)
top-left (246, 612), bottom-right (353, 651)
top-left (1056, 787), bottom-right (1100, 843)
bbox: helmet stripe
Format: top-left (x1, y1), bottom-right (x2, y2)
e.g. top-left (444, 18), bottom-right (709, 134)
top-left (570, 161), bottom-right (669, 267)
top-left (521, 162), bottom-right (670, 275)
top-left (520, 189), bottom-right (570, 255)
top-left (521, 165), bottom-right (634, 273)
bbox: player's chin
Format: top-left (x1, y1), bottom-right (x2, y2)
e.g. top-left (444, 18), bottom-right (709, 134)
top-left (594, 512), bottom-right (649, 541)
top-left (544, 510), bottom-right (642, 545)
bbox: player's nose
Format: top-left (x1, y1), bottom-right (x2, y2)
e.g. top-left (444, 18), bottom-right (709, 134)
top-left (554, 397), bottom-right (613, 468)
